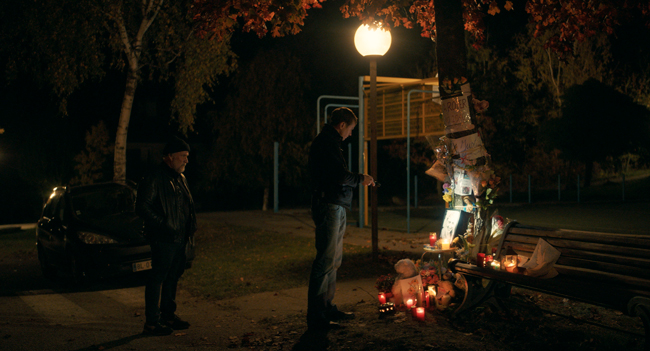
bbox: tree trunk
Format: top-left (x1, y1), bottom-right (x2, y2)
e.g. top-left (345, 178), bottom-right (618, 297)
top-left (113, 69), bottom-right (138, 183)
top-left (434, 0), bottom-right (489, 258)
top-left (111, 1), bottom-right (162, 183)
top-left (434, 0), bottom-right (467, 97)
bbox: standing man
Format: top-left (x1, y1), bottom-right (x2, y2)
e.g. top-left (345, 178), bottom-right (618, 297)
top-left (307, 107), bottom-right (374, 330)
top-left (136, 136), bottom-right (197, 336)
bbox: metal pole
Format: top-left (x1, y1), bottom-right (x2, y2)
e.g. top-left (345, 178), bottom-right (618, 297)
top-left (273, 142), bottom-right (279, 213)
top-left (358, 77), bottom-right (365, 228)
top-left (364, 142), bottom-right (369, 227)
top-left (370, 59), bottom-right (379, 261)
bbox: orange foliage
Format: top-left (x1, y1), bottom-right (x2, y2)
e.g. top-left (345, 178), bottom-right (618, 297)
top-left (525, 0), bottom-right (649, 56)
top-left (339, 0), bottom-right (648, 54)
top-left (190, 0), bottom-right (649, 56)
top-left (340, 0), bottom-right (512, 49)
top-left (192, 0), bottom-right (324, 40)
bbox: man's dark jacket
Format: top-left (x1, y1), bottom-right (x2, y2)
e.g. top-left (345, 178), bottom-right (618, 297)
top-left (308, 124), bottom-right (362, 209)
top-left (136, 163), bottom-right (197, 243)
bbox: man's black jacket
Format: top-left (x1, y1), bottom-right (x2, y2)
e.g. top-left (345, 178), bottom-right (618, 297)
top-left (136, 163), bottom-right (197, 243)
top-left (308, 124), bottom-right (362, 209)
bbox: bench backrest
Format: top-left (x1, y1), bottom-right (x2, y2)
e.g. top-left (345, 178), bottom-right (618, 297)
top-left (497, 221), bottom-right (650, 310)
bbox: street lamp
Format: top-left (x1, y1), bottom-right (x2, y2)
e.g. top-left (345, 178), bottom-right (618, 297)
top-left (354, 24), bottom-right (391, 261)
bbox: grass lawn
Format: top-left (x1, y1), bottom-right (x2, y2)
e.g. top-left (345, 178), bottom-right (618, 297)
top-left (180, 220), bottom-right (403, 300)
top-left (0, 224), bottom-right (407, 300)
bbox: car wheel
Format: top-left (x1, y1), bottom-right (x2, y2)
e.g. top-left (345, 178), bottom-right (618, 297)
top-left (37, 245), bottom-right (57, 280)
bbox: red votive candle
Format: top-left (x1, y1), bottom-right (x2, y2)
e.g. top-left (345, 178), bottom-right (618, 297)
top-left (477, 253), bottom-right (486, 268)
top-left (424, 291), bottom-right (430, 308)
top-left (429, 233), bottom-right (437, 247)
top-left (378, 292), bottom-right (386, 304)
top-left (415, 307), bottom-right (425, 321)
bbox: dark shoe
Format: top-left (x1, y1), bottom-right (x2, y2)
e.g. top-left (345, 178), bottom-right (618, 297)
top-left (163, 315), bottom-right (190, 330)
top-left (308, 320), bottom-right (343, 331)
top-left (142, 322), bottom-right (173, 336)
top-left (329, 310), bottom-right (355, 321)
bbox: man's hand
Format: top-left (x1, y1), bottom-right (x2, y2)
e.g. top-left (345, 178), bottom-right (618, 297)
top-left (361, 174), bottom-right (375, 186)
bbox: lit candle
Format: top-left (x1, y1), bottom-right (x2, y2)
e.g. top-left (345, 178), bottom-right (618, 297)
top-left (424, 291), bottom-right (430, 308)
top-left (429, 232), bottom-right (437, 247)
top-left (490, 261), bottom-right (501, 270)
top-left (378, 292), bottom-right (386, 304)
top-left (405, 298), bottom-right (414, 309)
top-left (440, 238), bottom-right (450, 250)
top-left (504, 255), bottom-right (518, 273)
top-left (415, 307), bottom-right (425, 321)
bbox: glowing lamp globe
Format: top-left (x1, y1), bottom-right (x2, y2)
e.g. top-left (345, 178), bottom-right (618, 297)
top-left (354, 24), bottom-right (392, 56)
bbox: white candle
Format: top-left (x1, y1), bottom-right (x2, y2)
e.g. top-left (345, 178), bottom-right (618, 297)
top-left (440, 238), bottom-right (450, 250)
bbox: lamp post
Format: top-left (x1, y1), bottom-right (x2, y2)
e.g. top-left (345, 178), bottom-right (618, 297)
top-left (354, 24), bottom-right (391, 261)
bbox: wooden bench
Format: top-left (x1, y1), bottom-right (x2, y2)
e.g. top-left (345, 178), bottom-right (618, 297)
top-left (448, 220), bottom-right (650, 348)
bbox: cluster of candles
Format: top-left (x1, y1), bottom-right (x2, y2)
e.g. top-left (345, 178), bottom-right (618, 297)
top-left (476, 251), bottom-right (518, 272)
top-left (379, 288), bottom-right (437, 322)
top-left (476, 252), bottom-right (494, 267)
top-left (429, 232), bottom-right (450, 250)
top-left (405, 298), bottom-right (426, 321)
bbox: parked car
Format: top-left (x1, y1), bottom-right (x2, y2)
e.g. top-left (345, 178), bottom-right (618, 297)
top-left (36, 182), bottom-right (195, 282)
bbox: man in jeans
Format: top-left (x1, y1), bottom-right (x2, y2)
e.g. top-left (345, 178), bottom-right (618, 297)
top-left (307, 107), bottom-right (374, 330)
top-left (136, 136), bottom-right (197, 336)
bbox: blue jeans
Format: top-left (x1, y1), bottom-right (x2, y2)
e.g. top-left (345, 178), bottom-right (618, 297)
top-left (307, 199), bottom-right (346, 325)
top-left (145, 241), bottom-right (186, 324)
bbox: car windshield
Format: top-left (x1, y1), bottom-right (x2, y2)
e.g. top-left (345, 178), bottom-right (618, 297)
top-left (71, 185), bottom-right (136, 221)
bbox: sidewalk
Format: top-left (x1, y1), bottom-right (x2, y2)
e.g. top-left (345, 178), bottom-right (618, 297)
top-left (0, 223), bottom-right (35, 234)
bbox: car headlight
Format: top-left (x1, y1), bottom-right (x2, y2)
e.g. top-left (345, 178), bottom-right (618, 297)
top-left (77, 232), bottom-right (119, 245)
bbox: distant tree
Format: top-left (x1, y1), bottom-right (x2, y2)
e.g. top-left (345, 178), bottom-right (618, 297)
top-left (511, 25), bottom-right (613, 116)
top-left (0, 0), bottom-right (235, 183)
top-left (542, 79), bottom-right (650, 187)
top-left (205, 47), bottom-right (312, 210)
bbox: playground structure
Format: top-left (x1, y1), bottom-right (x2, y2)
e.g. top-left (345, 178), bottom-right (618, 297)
top-left (317, 76), bottom-right (443, 231)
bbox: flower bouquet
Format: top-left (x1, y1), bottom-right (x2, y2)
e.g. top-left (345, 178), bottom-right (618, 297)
top-left (419, 266), bottom-right (439, 287)
top-left (375, 274), bottom-right (396, 294)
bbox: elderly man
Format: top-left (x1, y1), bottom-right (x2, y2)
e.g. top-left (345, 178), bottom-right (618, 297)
top-left (136, 136), bottom-right (197, 336)
top-left (307, 107), bottom-right (374, 330)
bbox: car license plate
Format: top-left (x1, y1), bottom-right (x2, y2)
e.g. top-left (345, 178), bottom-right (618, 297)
top-left (133, 260), bottom-right (152, 272)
